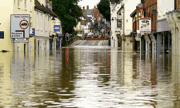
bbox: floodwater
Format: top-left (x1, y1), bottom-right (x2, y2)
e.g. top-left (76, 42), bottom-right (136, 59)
top-left (0, 46), bottom-right (179, 108)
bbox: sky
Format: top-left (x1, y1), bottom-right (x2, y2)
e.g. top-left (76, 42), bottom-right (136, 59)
top-left (78, 0), bottom-right (101, 9)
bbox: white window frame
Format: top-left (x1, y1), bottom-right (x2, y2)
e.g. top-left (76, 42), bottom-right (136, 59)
top-left (24, 0), bottom-right (27, 10)
top-left (30, 0), bottom-right (32, 11)
top-left (17, 0), bottom-right (20, 8)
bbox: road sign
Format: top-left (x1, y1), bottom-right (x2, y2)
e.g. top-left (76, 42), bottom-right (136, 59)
top-left (65, 33), bottom-right (69, 41)
top-left (54, 25), bottom-right (60, 33)
top-left (11, 14), bottom-right (30, 39)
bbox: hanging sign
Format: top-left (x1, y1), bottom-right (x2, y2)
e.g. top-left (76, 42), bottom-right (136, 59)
top-left (139, 18), bottom-right (151, 34)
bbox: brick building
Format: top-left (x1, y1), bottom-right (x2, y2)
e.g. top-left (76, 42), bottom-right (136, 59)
top-left (130, 0), bottom-right (157, 52)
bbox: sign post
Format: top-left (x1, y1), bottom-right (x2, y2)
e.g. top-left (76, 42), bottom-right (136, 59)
top-left (11, 14), bottom-right (30, 54)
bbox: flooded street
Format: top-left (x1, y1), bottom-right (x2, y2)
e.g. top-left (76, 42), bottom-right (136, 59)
top-left (0, 46), bottom-right (178, 108)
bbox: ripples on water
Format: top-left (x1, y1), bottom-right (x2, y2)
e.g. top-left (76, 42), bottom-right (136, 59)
top-left (0, 47), bottom-right (178, 108)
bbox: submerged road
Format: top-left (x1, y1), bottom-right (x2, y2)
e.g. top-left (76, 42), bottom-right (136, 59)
top-left (0, 41), bottom-right (176, 107)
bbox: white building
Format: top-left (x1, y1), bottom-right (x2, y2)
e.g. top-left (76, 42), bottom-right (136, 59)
top-left (157, 0), bottom-right (174, 56)
top-left (110, 0), bottom-right (140, 49)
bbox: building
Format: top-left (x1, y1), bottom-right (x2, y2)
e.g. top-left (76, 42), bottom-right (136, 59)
top-left (157, 0), bottom-right (173, 55)
top-left (74, 9), bottom-right (87, 39)
top-left (166, 0), bottom-right (180, 74)
top-left (110, 0), bottom-right (141, 49)
top-left (0, 0), bottom-right (35, 52)
top-left (84, 5), bottom-right (95, 33)
top-left (129, 0), bottom-right (158, 53)
top-left (0, 0), bottom-right (62, 53)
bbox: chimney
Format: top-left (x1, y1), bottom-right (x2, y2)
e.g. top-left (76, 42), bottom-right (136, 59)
top-left (83, 6), bottom-right (85, 11)
top-left (87, 5), bottom-right (89, 10)
top-left (46, 0), bottom-right (49, 3)
top-left (49, 1), bottom-right (52, 6)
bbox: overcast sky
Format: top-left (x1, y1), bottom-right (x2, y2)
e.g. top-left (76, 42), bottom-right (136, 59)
top-left (78, 0), bottom-right (100, 9)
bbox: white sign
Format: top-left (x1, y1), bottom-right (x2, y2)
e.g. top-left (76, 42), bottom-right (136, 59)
top-left (12, 38), bottom-right (29, 43)
top-left (11, 14), bottom-right (30, 39)
top-left (139, 18), bottom-right (151, 33)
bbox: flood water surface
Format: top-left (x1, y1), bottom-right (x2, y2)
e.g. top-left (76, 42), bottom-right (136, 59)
top-left (0, 47), bottom-right (178, 108)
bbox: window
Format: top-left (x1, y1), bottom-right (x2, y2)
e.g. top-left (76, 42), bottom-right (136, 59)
top-left (0, 31), bottom-right (4, 39)
top-left (37, 12), bottom-right (39, 30)
top-left (18, 0), bottom-right (20, 7)
top-left (41, 14), bottom-right (43, 31)
top-left (143, 8), bottom-right (146, 17)
top-left (24, 0), bottom-right (27, 9)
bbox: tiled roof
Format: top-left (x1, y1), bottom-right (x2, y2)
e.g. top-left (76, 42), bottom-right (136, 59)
top-left (130, 9), bottom-right (136, 17)
top-left (35, 0), bottom-right (57, 17)
top-left (84, 9), bottom-right (94, 16)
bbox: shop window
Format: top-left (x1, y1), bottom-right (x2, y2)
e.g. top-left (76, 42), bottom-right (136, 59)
top-left (0, 31), bottom-right (4, 39)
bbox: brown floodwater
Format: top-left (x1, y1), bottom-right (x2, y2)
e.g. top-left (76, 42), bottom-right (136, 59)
top-left (0, 46), bottom-right (178, 108)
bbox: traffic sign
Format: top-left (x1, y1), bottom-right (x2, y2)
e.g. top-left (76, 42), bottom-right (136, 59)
top-left (65, 33), bottom-right (69, 41)
top-left (11, 14), bottom-right (30, 39)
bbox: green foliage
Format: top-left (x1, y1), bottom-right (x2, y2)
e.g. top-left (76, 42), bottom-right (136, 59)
top-left (97, 0), bottom-right (110, 21)
top-left (51, 0), bottom-right (83, 35)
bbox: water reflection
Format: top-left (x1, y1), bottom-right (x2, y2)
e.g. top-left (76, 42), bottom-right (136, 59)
top-left (0, 46), bottom-right (179, 107)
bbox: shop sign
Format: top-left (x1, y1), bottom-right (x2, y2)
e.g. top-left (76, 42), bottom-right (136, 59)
top-left (139, 18), bottom-right (151, 33)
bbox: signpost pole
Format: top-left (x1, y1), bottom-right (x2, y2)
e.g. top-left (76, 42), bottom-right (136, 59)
top-left (13, 41), bottom-right (15, 58)
top-left (27, 41), bottom-right (29, 57)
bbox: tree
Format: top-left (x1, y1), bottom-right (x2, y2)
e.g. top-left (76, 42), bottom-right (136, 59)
top-left (51, 0), bottom-right (83, 36)
top-left (97, 0), bottom-right (110, 21)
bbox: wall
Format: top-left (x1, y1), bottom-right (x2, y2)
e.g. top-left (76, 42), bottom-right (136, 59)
top-left (124, 0), bottom-right (140, 35)
top-left (0, 0), bottom-right (13, 51)
top-left (123, 37), bottom-right (133, 51)
top-left (143, 0), bottom-right (157, 32)
top-left (13, 0), bottom-right (35, 53)
top-left (157, 0), bottom-right (174, 20)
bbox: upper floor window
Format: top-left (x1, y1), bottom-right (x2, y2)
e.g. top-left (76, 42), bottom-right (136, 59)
top-left (18, 0), bottom-right (20, 7)
top-left (24, 0), bottom-right (27, 9)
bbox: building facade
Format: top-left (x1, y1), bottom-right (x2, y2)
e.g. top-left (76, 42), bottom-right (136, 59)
top-left (110, 0), bottom-right (141, 49)
top-left (157, 0), bottom-right (174, 56)
top-left (0, 0), bottom-right (61, 53)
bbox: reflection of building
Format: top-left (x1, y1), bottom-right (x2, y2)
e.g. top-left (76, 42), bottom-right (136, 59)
top-left (0, 52), bottom-right (13, 107)
top-left (110, 48), bottom-right (118, 81)
top-left (124, 53), bottom-right (133, 86)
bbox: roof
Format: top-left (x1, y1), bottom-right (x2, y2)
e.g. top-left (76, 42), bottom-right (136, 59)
top-left (84, 9), bottom-right (94, 16)
top-left (130, 9), bottom-right (136, 17)
top-left (35, 0), bottom-right (57, 17)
